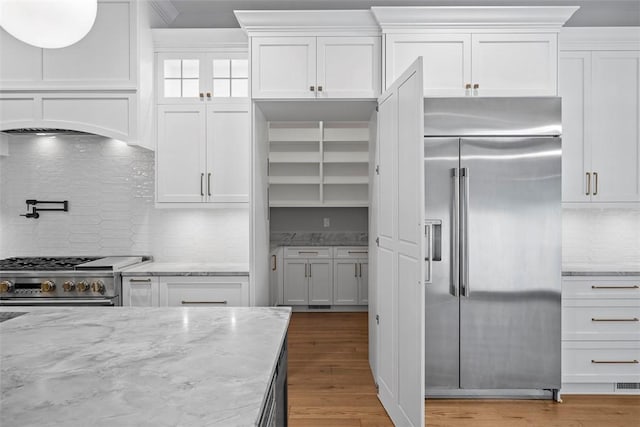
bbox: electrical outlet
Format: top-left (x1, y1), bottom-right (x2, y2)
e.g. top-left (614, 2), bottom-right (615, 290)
top-left (323, 217), bottom-right (330, 228)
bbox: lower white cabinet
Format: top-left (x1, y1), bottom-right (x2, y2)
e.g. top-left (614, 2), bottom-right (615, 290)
top-left (333, 259), bottom-right (368, 305)
top-left (562, 276), bottom-right (640, 394)
top-left (283, 258), bottom-right (332, 305)
top-left (122, 275), bottom-right (249, 307)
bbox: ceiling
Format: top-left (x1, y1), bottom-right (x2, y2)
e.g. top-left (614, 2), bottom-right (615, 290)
top-left (148, 0), bottom-right (640, 28)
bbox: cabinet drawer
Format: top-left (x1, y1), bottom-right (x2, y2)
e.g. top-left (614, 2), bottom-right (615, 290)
top-left (334, 247), bottom-right (368, 259)
top-left (563, 342), bottom-right (640, 383)
top-left (563, 277), bottom-right (640, 299)
top-left (563, 305), bottom-right (640, 341)
top-left (284, 247), bottom-right (332, 259)
top-left (160, 277), bottom-right (249, 307)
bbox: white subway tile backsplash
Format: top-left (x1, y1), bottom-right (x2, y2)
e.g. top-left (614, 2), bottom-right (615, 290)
top-left (0, 137), bottom-right (249, 263)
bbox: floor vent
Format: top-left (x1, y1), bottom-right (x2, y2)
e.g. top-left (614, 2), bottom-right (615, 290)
top-left (615, 383), bottom-right (640, 391)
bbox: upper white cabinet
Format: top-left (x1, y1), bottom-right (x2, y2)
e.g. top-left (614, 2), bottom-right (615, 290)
top-left (236, 10), bottom-right (382, 99)
top-left (559, 28), bottom-right (640, 204)
top-left (251, 36), bottom-right (381, 99)
top-left (373, 6), bottom-right (578, 97)
top-left (0, 0), bottom-right (137, 90)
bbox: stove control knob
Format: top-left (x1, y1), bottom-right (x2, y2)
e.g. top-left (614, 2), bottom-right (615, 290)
top-left (0, 280), bottom-right (14, 293)
top-left (91, 280), bottom-right (105, 294)
top-left (76, 281), bottom-right (89, 292)
top-left (41, 280), bottom-right (56, 292)
top-left (63, 281), bottom-right (75, 292)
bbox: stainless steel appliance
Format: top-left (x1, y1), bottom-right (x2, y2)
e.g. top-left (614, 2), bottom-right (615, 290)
top-left (0, 256), bottom-right (150, 306)
top-left (423, 98), bottom-right (562, 399)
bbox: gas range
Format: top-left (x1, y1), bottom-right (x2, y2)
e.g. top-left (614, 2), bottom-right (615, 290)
top-left (0, 256), bottom-right (151, 306)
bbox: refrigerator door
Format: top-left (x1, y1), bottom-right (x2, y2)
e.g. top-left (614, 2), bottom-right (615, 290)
top-left (424, 137), bottom-right (460, 390)
top-left (459, 136), bottom-right (561, 390)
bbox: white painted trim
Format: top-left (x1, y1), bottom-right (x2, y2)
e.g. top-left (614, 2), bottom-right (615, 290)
top-left (371, 6), bottom-right (579, 30)
top-left (0, 133), bottom-right (8, 156)
top-left (149, 0), bottom-right (179, 25)
top-left (234, 10), bottom-right (380, 36)
top-left (152, 28), bottom-right (248, 49)
top-left (560, 27), bottom-right (640, 51)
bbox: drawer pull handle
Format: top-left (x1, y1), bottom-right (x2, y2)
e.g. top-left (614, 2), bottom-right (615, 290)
top-left (591, 360), bottom-right (639, 364)
top-left (181, 300), bottom-right (228, 305)
top-left (298, 251), bottom-right (319, 255)
top-left (272, 255), bottom-right (277, 271)
top-left (591, 285), bottom-right (639, 289)
top-left (129, 278), bottom-right (152, 283)
top-left (348, 251), bottom-right (368, 254)
top-left (592, 318), bottom-right (639, 322)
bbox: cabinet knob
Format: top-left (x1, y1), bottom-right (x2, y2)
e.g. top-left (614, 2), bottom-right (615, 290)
top-left (317, 86), bottom-right (323, 92)
top-left (309, 86), bottom-right (315, 92)
top-left (206, 92), bottom-right (212, 98)
top-left (473, 84), bottom-right (479, 89)
top-left (465, 83), bottom-right (472, 89)
top-left (199, 92), bottom-right (204, 98)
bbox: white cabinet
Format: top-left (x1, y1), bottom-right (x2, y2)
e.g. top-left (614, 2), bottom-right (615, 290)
top-left (122, 277), bottom-right (159, 307)
top-left (562, 276), bottom-right (640, 394)
top-left (333, 247), bottom-right (369, 306)
top-left (283, 250), bottom-right (333, 306)
top-left (284, 259), bottom-right (309, 305)
top-left (385, 32), bottom-right (557, 96)
top-left (251, 36), bottom-right (380, 99)
top-left (560, 49), bottom-right (640, 203)
top-left (159, 276), bottom-right (249, 307)
top-left (156, 101), bottom-right (250, 204)
top-left (270, 247), bottom-right (284, 305)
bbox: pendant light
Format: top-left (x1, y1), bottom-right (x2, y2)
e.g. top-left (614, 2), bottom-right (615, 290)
top-left (0, 0), bottom-right (98, 49)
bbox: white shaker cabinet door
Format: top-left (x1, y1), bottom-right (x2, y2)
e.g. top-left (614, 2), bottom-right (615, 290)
top-left (159, 276), bottom-right (249, 307)
top-left (471, 33), bottom-right (558, 96)
top-left (156, 105), bottom-right (207, 203)
top-left (251, 37), bottom-right (316, 98)
top-left (590, 51), bottom-right (640, 203)
top-left (333, 260), bottom-right (359, 305)
top-left (317, 36), bottom-right (381, 98)
top-left (309, 260), bottom-right (333, 305)
top-left (358, 261), bottom-right (369, 305)
top-left (385, 33), bottom-right (471, 96)
top-left (284, 260), bottom-right (309, 305)
top-left (122, 277), bottom-right (159, 307)
top-left (206, 102), bottom-right (250, 203)
top-left (559, 51), bottom-right (592, 203)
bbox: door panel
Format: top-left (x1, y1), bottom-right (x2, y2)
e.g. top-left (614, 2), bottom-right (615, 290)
top-left (334, 260), bottom-right (359, 305)
top-left (459, 137), bottom-right (561, 389)
top-left (359, 262), bottom-right (369, 305)
top-left (309, 260), bottom-right (332, 304)
top-left (424, 137), bottom-right (460, 390)
top-left (284, 260), bottom-right (308, 305)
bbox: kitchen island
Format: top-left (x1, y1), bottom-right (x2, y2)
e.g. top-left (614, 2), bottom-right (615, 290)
top-left (0, 307), bottom-right (290, 426)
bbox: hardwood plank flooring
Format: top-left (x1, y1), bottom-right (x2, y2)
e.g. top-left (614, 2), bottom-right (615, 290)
top-left (287, 312), bottom-right (640, 427)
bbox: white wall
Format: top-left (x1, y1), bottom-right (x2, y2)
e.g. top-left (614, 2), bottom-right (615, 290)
top-left (563, 208), bottom-right (640, 266)
top-left (0, 136), bottom-right (249, 263)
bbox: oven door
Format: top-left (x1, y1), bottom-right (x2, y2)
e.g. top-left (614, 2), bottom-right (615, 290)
top-left (0, 297), bottom-right (118, 306)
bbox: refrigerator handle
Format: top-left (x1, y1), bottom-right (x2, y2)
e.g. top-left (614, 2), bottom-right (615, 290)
top-left (424, 219), bottom-right (442, 284)
top-left (460, 167), bottom-right (470, 297)
top-left (451, 168), bottom-right (460, 297)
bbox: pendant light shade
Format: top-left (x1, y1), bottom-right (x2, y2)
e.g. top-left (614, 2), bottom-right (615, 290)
top-left (0, 0), bottom-right (97, 49)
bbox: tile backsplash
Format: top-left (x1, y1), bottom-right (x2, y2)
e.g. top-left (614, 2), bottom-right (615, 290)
top-left (563, 207), bottom-right (640, 266)
top-left (0, 136), bottom-right (248, 263)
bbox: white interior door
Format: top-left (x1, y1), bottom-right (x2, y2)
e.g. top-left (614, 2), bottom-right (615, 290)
top-left (376, 58), bottom-right (425, 427)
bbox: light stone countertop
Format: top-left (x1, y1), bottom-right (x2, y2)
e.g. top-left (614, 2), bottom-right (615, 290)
top-left (121, 262), bottom-right (250, 276)
top-left (562, 263), bottom-right (640, 276)
top-left (0, 307), bottom-right (291, 427)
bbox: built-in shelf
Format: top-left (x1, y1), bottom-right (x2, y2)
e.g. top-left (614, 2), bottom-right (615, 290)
top-left (268, 121), bottom-right (369, 207)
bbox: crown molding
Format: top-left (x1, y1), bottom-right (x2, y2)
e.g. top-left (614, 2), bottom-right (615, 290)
top-left (560, 27), bottom-right (640, 50)
top-left (149, 0), bottom-right (179, 26)
top-left (152, 29), bottom-right (248, 50)
top-left (371, 6), bottom-right (579, 30)
top-left (234, 10), bottom-right (380, 36)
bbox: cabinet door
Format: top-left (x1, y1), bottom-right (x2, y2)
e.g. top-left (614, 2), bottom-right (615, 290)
top-left (317, 36), bottom-right (381, 98)
top-left (122, 277), bottom-right (158, 307)
top-left (333, 260), bottom-right (359, 305)
top-left (251, 37), bottom-right (316, 98)
top-left (358, 262), bottom-right (369, 305)
top-left (157, 53), bottom-right (208, 104)
top-left (471, 33), bottom-right (557, 96)
top-left (284, 260), bottom-right (308, 305)
top-left (159, 276), bottom-right (249, 307)
top-left (591, 51), bottom-right (640, 202)
top-left (559, 51), bottom-right (592, 202)
top-left (309, 260), bottom-right (332, 305)
top-left (206, 102), bottom-right (250, 203)
top-left (156, 105), bottom-right (207, 203)
top-left (385, 33), bottom-right (471, 96)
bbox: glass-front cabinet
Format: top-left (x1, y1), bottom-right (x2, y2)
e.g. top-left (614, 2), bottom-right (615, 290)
top-left (156, 53), bottom-right (249, 104)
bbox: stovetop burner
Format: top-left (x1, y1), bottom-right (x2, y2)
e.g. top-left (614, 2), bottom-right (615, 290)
top-left (0, 257), bottom-right (102, 271)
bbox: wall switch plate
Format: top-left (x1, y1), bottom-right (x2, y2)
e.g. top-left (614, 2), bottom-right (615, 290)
top-left (323, 217), bottom-right (330, 228)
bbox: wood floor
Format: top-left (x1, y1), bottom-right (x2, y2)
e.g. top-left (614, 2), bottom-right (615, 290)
top-left (287, 312), bottom-right (640, 427)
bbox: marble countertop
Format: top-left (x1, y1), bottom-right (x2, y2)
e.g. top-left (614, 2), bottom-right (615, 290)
top-left (271, 232), bottom-right (368, 247)
top-left (562, 263), bottom-right (640, 276)
top-left (121, 262), bottom-right (250, 276)
top-left (0, 307), bottom-right (291, 427)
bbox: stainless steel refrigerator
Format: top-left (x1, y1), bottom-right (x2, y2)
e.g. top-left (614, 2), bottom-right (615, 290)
top-left (423, 98), bottom-right (562, 399)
